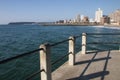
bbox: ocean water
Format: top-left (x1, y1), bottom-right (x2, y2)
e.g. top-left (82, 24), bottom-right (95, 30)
top-left (0, 25), bottom-right (120, 80)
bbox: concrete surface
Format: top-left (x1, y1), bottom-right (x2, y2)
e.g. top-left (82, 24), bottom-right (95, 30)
top-left (52, 50), bottom-right (120, 80)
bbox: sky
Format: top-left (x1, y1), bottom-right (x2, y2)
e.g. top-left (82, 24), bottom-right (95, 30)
top-left (0, 0), bottom-right (120, 24)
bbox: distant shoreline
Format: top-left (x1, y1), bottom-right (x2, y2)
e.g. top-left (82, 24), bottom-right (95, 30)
top-left (40, 23), bottom-right (120, 27)
top-left (41, 24), bottom-right (97, 26)
top-left (1, 22), bottom-right (120, 27)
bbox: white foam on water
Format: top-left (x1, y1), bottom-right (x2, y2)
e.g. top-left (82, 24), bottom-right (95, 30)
top-left (91, 26), bottom-right (120, 30)
top-left (104, 26), bottom-right (120, 30)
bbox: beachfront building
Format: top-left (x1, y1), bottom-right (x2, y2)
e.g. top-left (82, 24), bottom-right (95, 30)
top-left (56, 20), bottom-right (64, 24)
top-left (75, 14), bottom-right (81, 23)
top-left (80, 15), bottom-right (84, 21)
top-left (95, 8), bottom-right (103, 23)
top-left (100, 15), bottom-right (110, 25)
top-left (82, 16), bottom-right (89, 23)
top-left (89, 18), bottom-right (95, 23)
top-left (109, 9), bottom-right (120, 25)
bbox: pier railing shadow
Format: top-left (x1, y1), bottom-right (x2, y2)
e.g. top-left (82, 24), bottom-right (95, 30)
top-left (67, 50), bottom-right (111, 80)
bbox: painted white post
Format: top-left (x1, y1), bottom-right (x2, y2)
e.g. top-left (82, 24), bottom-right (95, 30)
top-left (82, 33), bottom-right (86, 54)
top-left (69, 36), bottom-right (75, 65)
top-left (40, 44), bottom-right (51, 80)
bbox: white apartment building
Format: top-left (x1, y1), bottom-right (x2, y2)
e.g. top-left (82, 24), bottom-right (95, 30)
top-left (76, 14), bottom-right (81, 22)
top-left (95, 8), bottom-right (103, 22)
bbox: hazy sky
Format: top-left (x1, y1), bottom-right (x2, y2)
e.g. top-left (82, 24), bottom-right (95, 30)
top-left (0, 0), bottom-right (120, 24)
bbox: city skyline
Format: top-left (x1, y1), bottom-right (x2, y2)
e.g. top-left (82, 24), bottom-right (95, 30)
top-left (0, 0), bottom-right (120, 24)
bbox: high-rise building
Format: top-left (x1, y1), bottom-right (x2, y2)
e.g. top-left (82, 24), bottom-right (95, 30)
top-left (95, 8), bottom-right (103, 23)
top-left (81, 15), bottom-right (84, 21)
top-left (76, 14), bottom-right (81, 23)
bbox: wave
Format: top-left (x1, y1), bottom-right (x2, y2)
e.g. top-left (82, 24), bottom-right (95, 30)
top-left (104, 26), bottom-right (120, 30)
top-left (91, 26), bottom-right (120, 30)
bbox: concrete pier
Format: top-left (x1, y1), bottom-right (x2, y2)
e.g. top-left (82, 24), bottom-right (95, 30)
top-left (52, 50), bottom-right (120, 80)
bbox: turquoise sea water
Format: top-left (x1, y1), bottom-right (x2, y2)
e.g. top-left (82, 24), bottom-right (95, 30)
top-left (0, 25), bottom-right (120, 80)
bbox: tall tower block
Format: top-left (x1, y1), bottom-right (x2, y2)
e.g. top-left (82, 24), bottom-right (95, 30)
top-left (95, 8), bottom-right (103, 23)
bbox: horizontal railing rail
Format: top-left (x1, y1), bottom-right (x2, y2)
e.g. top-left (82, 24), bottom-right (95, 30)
top-left (0, 48), bottom-right (43, 64)
top-left (74, 35), bottom-right (82, 38)
top-left (50, 39), bottom-right (70, 47)
top-left (86, 33), bottom-right (120, 51)
top-left (52, 52), bottom-right (71, 65)
top-left (26, 69), bottom-right (44, 80)
top-left (50, 35), bottom-right (81, 47)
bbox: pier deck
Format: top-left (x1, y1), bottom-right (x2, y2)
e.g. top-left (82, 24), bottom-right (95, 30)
top-left (52, 50), bottom-right (120, 80)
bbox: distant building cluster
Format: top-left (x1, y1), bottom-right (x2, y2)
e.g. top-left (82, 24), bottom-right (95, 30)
top-left (56, 8), bottom-right (120, 26)
top-left (109, 9), bottom-right (120, 25)
top-left (56, 14), bottom-right (89, 24)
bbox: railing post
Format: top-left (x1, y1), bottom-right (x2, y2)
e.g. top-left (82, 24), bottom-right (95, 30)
top-left (82, 33), bottom-right (86, 54)
top-left (39, 43), bottom-right (51, 80)
top-left (69, 36), bottom-right (75, 65)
